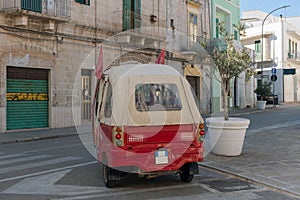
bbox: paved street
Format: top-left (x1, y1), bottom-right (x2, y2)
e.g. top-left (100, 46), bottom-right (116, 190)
top-left (0, 136), bottom-right (296, 200)
top-left (0, 103), bottom-right (299, 199)
top-left (202, 103), bottom-right (300, 198)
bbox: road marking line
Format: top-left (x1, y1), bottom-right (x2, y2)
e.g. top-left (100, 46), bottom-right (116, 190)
top-left (0, 155), bottom-right (53, 166)
top-left (247, 120), bottom-right (300, 135)
top-left (0, 161), bottom-right (97, 183)
top-left (50, 183), bottom-right (203, 200)
top-left (2, 169), bottom-right (114, 196)
top-left (0, 157), bottom-right (81, 175)
top-left (0, 154), bottom-right (26, 160)
top-left (23, 144), bottom-right (82, 154)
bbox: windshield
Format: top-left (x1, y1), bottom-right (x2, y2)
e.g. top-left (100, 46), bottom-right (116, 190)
top-left (135, 83), bottom-right (182, 111)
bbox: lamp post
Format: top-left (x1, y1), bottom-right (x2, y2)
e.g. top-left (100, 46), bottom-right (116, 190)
top-left (260, 5), bottom-right (290, 85)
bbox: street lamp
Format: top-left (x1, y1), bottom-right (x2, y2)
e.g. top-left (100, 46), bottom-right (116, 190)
top-left (260, 5), bottom-right (290, 82)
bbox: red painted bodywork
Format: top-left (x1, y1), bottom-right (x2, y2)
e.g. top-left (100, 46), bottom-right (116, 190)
top-left (94, 123), bottom-right (204, 173)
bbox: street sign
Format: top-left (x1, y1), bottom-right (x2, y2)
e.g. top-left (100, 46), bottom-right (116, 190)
top-left (271, 75), bottom-right (277, 82)
top-left (272, 68), bottom-right (276, 74)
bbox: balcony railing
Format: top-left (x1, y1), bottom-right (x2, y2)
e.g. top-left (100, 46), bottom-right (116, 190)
top-left (181, 35), bottom-right (210, 52)
top-left (113, 10), bottom-right (167, 32)
top-left (2, 0), bottom-right (71, 18)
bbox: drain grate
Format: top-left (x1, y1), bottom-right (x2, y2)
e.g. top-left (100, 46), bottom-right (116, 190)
top-left (200, 178), bottom-right (255, 192)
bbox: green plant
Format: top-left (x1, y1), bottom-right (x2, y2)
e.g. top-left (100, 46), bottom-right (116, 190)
top-left (212, 22), bottom-right (254, 120)
top-left (254, 81), bottom-right (272, 101)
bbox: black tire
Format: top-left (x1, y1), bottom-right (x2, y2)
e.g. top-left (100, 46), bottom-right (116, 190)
top-left (102, 165), bottom-right (116, 188)
top-left (179, 163), bottom-right (194, 182)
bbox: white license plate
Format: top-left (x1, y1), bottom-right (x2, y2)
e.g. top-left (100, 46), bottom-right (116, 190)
top-left (155, 149), bottom-right (168, 164)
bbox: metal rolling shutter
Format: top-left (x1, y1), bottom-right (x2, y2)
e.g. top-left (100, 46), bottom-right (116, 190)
top-left (6, 67), bottom-right (49, 130)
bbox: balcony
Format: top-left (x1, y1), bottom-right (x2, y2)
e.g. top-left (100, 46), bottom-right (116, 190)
top-left (1, 0), bottom-right (71, 21)
top-left (113, 10), bottom-right (167, 33)
top-left (112, 11), bottom-right (167, 48)
top-left (178, 35), bottom-right (211, 63)
top-left (287, 30), bottom-right (300, 40)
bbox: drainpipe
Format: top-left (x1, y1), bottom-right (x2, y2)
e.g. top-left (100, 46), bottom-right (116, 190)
top-left (207, 0), bottom-right (213, 113)
top-left (281, 14), bottom-right (285, 103)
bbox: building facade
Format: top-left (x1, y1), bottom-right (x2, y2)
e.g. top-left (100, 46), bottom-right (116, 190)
top-left (242, 10), bottom-right (300, 103)
top-left (210, 0), bottom-right (254, 112)
top-left (0, 0), bottom-right (211, 132)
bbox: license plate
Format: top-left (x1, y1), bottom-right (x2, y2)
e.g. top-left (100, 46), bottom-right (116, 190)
top-left (155, 149), bottom-right (168, 164)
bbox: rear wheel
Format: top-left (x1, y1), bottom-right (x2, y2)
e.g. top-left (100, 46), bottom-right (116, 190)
top-left (179, 163), bottom-right (194, 182)
top-left (102, 165), bottom-right (116, 188)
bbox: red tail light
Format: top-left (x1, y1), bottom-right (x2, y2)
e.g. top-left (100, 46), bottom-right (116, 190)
top-left (115, 133), bottom-right (122, 139)
top-left (199, 130), bottom-right (205, 136)
top-left (113, 127), bottom-right (124, 146)
top-left (198, 123), bottom-right (205, 142)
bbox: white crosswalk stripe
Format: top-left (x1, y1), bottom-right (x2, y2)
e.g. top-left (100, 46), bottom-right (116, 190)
top-left (247, 120), bottom-right (300, 135)
top-left (0, 155), bottom-right (53, 166)
top-left (0, 152), bottom-right (82, 176)
top-left (0, 154), bottom-right (26, 160)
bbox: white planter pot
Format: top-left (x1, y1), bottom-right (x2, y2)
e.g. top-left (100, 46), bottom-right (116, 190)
top-left (206, 117), bottom-right (250, 156)
top-left (257, 100), bottom-right (267, 110)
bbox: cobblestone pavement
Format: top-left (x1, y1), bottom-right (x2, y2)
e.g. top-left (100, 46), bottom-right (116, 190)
top-left (201, 122), bottom-right (300, 198)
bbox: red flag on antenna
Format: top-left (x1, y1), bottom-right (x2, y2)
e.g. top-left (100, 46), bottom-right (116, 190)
top-left (155, 48), bottom-right (165, 64)
top-left (95, 44), bottom-right (103, 79)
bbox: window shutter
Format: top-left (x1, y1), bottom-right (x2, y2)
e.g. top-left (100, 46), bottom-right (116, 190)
top-left (21, 0), bottom-right (42, 12)
top-left (123, 0), bottom-right (131, 31)
top-left (75, 0), bottom-right (85, 3)
top-left (134, 0), bottom-right (141, 28)
top-left (123, 0), bottom-right (141, 30)
top-left (75, 0), bottom-right (89, 5)
top-left (234, 30), bottom-right (238, 40)
top-left (216, 18), bottom-right (219, 39)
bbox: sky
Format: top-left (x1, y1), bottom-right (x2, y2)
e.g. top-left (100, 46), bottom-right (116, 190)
top-left (240, 0), bottom-right (300, 17)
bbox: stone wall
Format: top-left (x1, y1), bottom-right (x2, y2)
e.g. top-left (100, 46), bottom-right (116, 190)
top-left (0, 0), bottom-right (212, 132)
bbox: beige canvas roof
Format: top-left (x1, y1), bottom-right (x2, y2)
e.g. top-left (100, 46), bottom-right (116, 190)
top-left (101, 63), bottom-right (203, 126)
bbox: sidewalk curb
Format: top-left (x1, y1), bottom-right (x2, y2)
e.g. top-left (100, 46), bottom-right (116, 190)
top-left (199, 163), bottom-right (300, 199)
top-left (0, 132), bottom-right (77, 145)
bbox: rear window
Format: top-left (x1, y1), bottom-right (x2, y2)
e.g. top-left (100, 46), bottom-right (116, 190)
top-left (135, 83), bottom-right (182, 111)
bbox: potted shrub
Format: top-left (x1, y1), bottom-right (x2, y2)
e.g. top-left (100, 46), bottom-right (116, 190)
top-left (205, 22), bottom-right (254, 156)
top-left (254, 81), bottom-right (272, 110)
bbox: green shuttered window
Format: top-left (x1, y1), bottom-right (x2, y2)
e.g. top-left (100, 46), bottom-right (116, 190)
top-left (123, 0), bottom-right (141, 31)
top-left (21, 0), bottom-right (42, 12)
top-left (75, 0), bottom-right (90, 5)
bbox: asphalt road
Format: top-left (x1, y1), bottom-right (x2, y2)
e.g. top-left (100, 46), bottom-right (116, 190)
top-left (235, 104), bottom-right (300, 134)
top-left (0, 105), bottom-right (299, 200)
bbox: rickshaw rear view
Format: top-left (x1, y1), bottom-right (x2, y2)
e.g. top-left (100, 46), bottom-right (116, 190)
top-left (92, 63), bottom-right (205, 187)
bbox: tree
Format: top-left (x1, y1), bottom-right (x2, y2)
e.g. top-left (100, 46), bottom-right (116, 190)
top-left (211, 22), bottom-right (254, 120)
